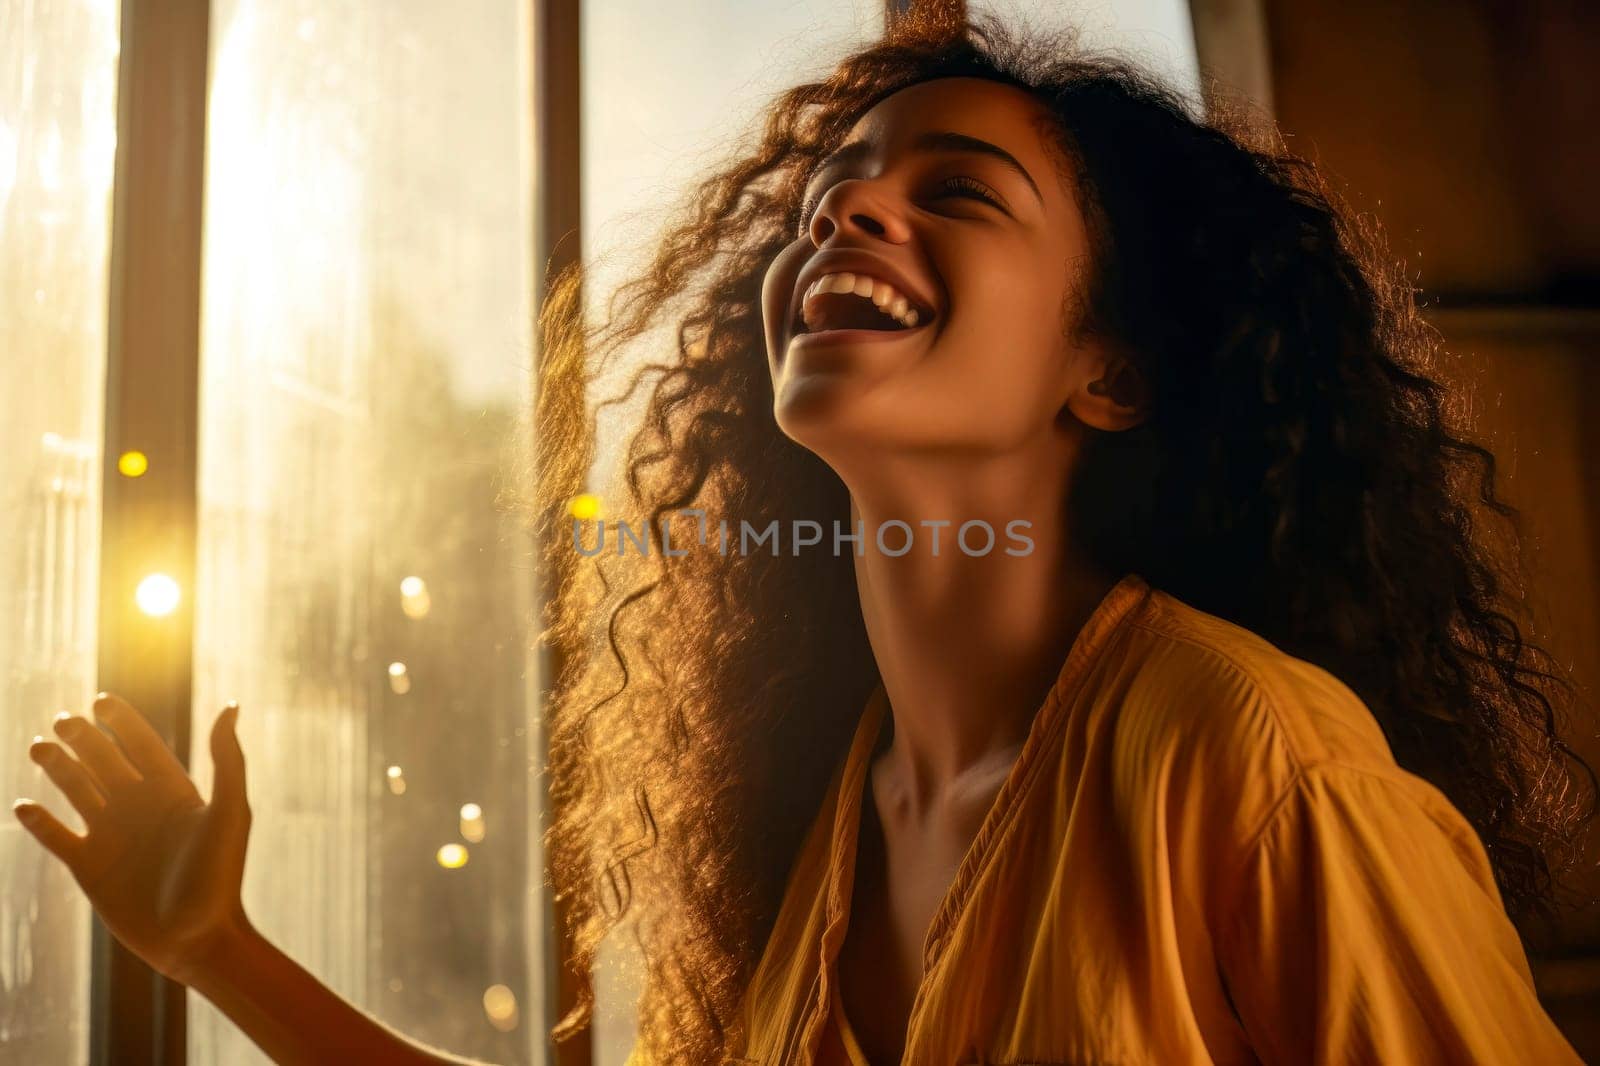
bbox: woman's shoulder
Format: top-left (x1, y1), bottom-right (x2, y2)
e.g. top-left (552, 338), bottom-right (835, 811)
top-left (1108, 584), bottom-right (1403, 775)
top-left (1096, 584), bottom-right (1491, 908)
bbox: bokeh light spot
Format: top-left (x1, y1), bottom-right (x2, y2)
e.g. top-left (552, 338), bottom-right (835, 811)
top-left (117, 450), bottom-right (148, 478)
top-left (459, 802), bottom-right (486, 842)
top-left (135, 573), bottom-right (180, 617)
top-left (482, 984), bottom-right (518, 1031)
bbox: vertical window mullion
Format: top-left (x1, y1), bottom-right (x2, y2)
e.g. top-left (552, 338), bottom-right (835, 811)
top-left (93, 0), bottom-right (211, 1063)
top-left (533, 1), bottom-right (588, 1062)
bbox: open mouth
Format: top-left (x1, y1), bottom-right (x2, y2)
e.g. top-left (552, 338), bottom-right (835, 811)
top-left (790, 276), bottom-right (937, 339)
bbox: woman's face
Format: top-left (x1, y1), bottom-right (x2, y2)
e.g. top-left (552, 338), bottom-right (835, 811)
top-left (761, 76), bottom-right (1107, 459)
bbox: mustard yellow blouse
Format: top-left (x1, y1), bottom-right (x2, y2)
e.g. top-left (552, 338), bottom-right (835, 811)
top-left (634, 572), bottom-right (1579, 1064)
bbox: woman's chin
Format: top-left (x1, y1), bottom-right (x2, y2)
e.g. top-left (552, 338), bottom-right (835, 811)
top-left (774, 375), bottom-right (859, 434)
top-left (770, 325), bottom-right (938, 444)
top-left (774, 376), bottom-right (883, 445)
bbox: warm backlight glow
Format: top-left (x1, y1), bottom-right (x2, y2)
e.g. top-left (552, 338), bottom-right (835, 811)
top-left (386, 765), bottom-right (406, 795)
top-left (135, 573), bottom-right (181, 617)
top-left (400, 575), bottom-right (425, 597)
top-left (387, 661), bottom-right (411, 695)
top-left (117, 450), bottom-right (149, 477)
top-left (436, 843), bottom-right (468, 869)
top-left (568, 493), bottom-right (601, 521)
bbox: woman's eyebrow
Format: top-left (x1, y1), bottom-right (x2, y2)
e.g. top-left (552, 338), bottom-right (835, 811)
top-left (805, 130), bottom-right (1044, 207)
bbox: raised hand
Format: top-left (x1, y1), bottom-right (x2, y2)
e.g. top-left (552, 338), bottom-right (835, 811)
top-left (13, 694), bottom-right (252, 986)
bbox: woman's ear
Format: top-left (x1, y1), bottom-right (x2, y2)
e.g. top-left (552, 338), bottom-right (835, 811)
top-left (1062, 350), bottom-right (1149, 431)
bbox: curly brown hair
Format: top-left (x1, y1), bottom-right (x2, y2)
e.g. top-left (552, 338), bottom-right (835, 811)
top-left (525, 8), bottom-right (1597, 1062)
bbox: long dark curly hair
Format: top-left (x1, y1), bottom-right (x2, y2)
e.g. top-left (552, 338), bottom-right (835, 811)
top-left (525, 8), bottom-right (1596, 1061)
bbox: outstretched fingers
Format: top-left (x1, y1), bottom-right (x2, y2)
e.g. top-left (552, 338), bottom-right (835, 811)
top-left (12, 799), bottom-right (87, 868)
top-left (28, 736), bottom-right (107, 821)
top-left (92, 692), bottom-right (189, 783)
top-left (52, 712), bottom-right (142, 792)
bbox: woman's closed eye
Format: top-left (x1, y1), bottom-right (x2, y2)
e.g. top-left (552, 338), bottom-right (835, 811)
top-left (796, 175), bottom-right (1008, 234)
top-left (935, 174), bottom-right (1006, 213)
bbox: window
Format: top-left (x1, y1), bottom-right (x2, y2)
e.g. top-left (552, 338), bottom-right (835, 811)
top-left (188, 2), bottom-right (539, 1063)
top-left (3, 0), bottom-right (541, 1063)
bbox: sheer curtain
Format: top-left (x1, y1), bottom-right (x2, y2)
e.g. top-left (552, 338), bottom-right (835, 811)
top-left (0, 1), bottom-right (118, 1062)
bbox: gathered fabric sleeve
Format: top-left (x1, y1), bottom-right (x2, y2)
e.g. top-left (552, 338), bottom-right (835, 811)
top-left (1214, 762), bottom-right (1580, 1065)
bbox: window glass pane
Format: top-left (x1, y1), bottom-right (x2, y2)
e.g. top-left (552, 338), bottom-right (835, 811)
top-left (579, 4), bottom-right (881, 1060)
top-left (0, 1), bottom-right (118, 1061)
top-left (969, 0), bottom-right (1202, 100)
top-left (191, 3), bottom-right (539, 1063)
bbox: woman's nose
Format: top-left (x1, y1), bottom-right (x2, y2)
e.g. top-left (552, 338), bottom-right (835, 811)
top-left (808, 181), bottom-right (910, 245)
top-left (813, 211), bottom-right (885, 241)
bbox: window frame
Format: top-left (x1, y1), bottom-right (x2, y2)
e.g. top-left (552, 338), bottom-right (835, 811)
top-left (91, 0), bottom-right (209, 1060)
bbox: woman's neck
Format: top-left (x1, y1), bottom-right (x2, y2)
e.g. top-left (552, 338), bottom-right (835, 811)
top-left (842, 451), bottom-right (1116, 814)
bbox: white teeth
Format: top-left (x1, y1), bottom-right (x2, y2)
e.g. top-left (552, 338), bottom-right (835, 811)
top-left (801, 271), bottom-right (926, 330)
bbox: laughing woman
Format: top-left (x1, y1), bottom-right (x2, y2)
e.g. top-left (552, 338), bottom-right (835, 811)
top-left (14, 9), bottom-right (1596, 1065)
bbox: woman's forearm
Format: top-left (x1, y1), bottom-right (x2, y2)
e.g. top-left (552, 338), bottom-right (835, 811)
top-left (188, 914), bottom-right (496, 1066)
